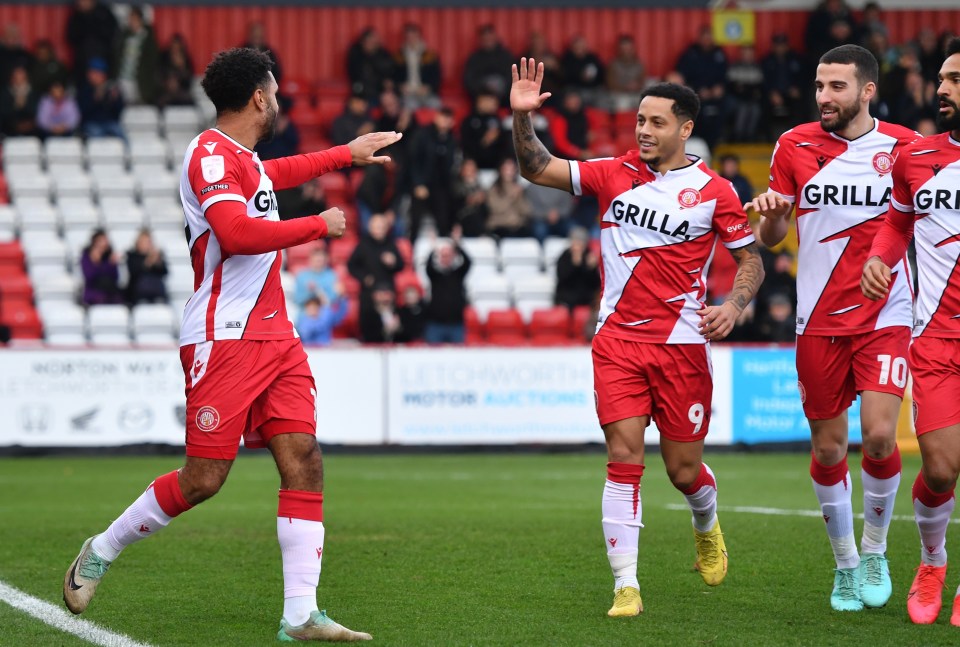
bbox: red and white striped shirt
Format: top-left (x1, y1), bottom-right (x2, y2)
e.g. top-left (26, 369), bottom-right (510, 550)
top-left (178, 128), bottom-right (350, 345)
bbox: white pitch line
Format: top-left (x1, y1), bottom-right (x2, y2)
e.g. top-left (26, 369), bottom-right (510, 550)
top-left (0, 580), bottom-right (153, 647)
top-left (663, 503), bottom-right (960, 525)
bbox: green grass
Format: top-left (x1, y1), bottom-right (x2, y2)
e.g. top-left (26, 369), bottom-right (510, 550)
top-left (0, 452), bottom-right (958, 646)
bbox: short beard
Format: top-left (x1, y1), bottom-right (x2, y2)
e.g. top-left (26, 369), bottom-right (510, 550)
top-left (259, 104), bottom-right (278, 144)
top-left (820, 101), bottom-right (860, 133)
top-left (937, 99), bottom-right (960, 132)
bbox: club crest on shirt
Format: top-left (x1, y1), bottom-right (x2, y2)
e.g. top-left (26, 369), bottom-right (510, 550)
top-left (195, 406), bottom-right (220, 432)
top-left (872, 152), bottom-right (894, 175)
top-left (677, 188), bottom-right (701, 208)
top-left (201, 155), bottom-right (225, 182)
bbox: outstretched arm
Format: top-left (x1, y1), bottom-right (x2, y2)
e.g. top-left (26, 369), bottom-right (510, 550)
top-left (697, 243), bottom-right (765, 341)
top-left (511, 58), bottom-right (572, 191)
top-left (264, 132), bottom-right (403, 190)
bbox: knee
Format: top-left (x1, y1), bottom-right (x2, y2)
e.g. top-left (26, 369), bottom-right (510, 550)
top-left (860, 425), bottom-right (897, 460)
top-left (667, 462), bottom-right (701, 492)
top-left (811, 442), bottom-right (846, 467)
top-left (179, 470), bottom-right (228, 505)
top-left (923, 460), bottom-right (960, 493)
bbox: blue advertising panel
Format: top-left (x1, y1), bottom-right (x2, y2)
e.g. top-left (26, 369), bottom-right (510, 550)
top-left (731, 347), bottom-right (862, 444)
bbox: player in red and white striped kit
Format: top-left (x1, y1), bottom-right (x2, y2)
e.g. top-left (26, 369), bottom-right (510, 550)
top-left (862, 37), bottom-right (960, 626)
top-left (63, 48), bottom-right (399, 642)
top-left (748, 45), bottom-right (919, 612)
top-left (511, 59), bottom-right (764, 617)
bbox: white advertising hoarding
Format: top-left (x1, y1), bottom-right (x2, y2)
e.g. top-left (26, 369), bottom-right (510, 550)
top-left (306, 349), bottom-right (386, 445)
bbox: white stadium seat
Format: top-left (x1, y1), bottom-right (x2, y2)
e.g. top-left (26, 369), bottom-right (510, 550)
top-left (86, 137), bottom-right (128, 167)
top-left (470, 297), bottom-right (511, 322)
top-left (52, 174), bottom-right (93, 200)
top-left (515, 297), bottom-right (555, 323)
top-left (499, 237), bottom-right (543, 269)
top-left (7, 174), bottom-right (52, 201)
top-left (121, 106), bottom-right (160, 137)
top-left (128, 136), bottom-right (170, 167)
top-left (132, 303), bottom-right (176, 336)
top-left (94, 174), bottom-right (138, 201)
top-left (501, 264), bottom-right (541, 284)
top-left (33, 272), bottom-right (79, 302)
top-left (136, 170), bottom-right (179, 201)
top-left (2, 136), bottom-right (42, 169)
top-left (88, 304), bottom-right (130, 340)
top-left (88, 163), bottom-right (128, 182)
top-left (468, 273), bottom-right (511, 302)
top-left (162, 106), bottom-right (201, 136)
top-left (40, 302), bottom-right (86, 339)
top-left (542, 237), bottom-right (569, 269)
top-left (0, 205), bottom-right (17, 236)
top-left (100, 197), bottom-right (146, 229)
top-left (16, 201), bottom-right (59, 232)
top-left (44, 137), bottom-right (85, 167)
top-left (512, 274), bottom-right (556, 302)
top-left (460, 237), bottom-right (498, 270)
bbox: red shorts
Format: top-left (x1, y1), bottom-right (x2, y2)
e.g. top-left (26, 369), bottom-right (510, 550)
top-left (592, 335), bottom-right (712, 442)
top-left (909, 337), bottom-right (960, 435)
top-left (180, 338), bottom-right (317, 460)
top-left (796, 327), bottom-right (910, 420)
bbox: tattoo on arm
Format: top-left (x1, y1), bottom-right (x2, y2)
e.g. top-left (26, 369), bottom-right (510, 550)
top-left (726, 243), bottom-right (765, 313)
top-left (513, 112), bottom-right (552, 178)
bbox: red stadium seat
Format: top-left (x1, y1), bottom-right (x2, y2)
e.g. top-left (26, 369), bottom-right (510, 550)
top-left (585, 107), bottom-right (612, 135)
top-left (529, 307), bottom-right (572, 346)
top-left (414, 108), bottom-right (437, 126)
top-left (571, 305), bottom-right (594, 342)
top-left (317, 171), bottom-right (352, 204)
top-left (464, 306), bottom-right (483, 345)
top-left (485, 308), bottom-right (527, 346)
top-left (333, 297), bottom-right (359, 339)
top-left (0, 242), bottom-right (25, 267)
top-left (394, 271), bottom-right (422, 305)
top-left (0, 275), bottom-right (33, 302)
top-left (286, 241), bottom-right (325, 273)
top-left (328, 237), bottom-right (358, 267)
top-left (1, 304), bottom-right (42, 339)
top-left (316, 96), bottom-right (345, 132)
top-left (281, 77), bottom-right (316, 105)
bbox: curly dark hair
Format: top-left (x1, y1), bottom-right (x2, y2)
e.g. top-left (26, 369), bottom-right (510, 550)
top-left (947, 36), bottom-right (960, 59)
top-left (201, 47), bottom-right (274, 115)
top-left (639, 83), bottom-right (700, 124)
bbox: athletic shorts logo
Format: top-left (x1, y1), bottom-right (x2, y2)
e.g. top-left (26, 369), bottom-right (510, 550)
top-left (678, 188), bottom-right (701, 208)
top-left (201, 155), bottom-right (225, 182)
top-left (196, 406), bottom-right (220, 432)
top-left (797, 381), bottom-right (807, 404)
top-left (872, 152), bottom-right (894, 175)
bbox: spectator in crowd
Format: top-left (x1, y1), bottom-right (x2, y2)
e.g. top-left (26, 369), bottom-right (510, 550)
top-left (370, 89), bottom-right (415, 204)
top-left (66, 0), bottom-right (118, 89)
top-left (718, 154), bottom-right (754, 206)
top-left (914, 27), bottom-right (944, 86)
top-left (452, 158), bottom-right (488, 237)
top-left (348, 213), bottom-right (405, 307)
top-left (727, 45), bottom-right (764, 142)
top-left (892, 69), bottom-right (937, 130)
top-left (916, 116), bottom-right (937, 137)
top-left (606, 34), bottom-right (646, 112)
top-left (330, 94), bottom-right (374, 146)
top-left (81, 228), bottom-right (122, 306)
top-left (856, 2), bottom-right (887, 47)
top-left (347, 27), bottom-right (395, 105)
top-left (398, 283), bottom-right (427, 342)
top-left (29, 39), bottom-right (69, 94)
top-left (524, 31), bottom-right (563, 106)
top-left (157, 34), bottom-right (195, 107)
top-left (756, 249), bottom-right (797, 316)
top-left (881, 46), bottom-right (922, 113)
top-left (394, 23), bottom-right (441, 109)
top-left (676, 26), bottom-right (728, 148)
top-left (37, 80), bottom-right (81, 138)
top-left (805, 0), bottom-right (856, 62)
top-left (865, 31), bottom-right (898, 80)
top-left (463, 24), bottom-right (514, 104)
top-left (294, 247), bottom-right (339, 308)
top-left (126, 229), bottom-right (168, 305)
top-left (424, 237), bottom-right (471, 344)
top-left (560, 35), bottom-right (606, 105)
top-left (722, 300), bottom-right (759, 343)
top-left (548, 91), bottom-right (592, 160)
top-left (460, 91), bottom-right (506, 170)
top-left (359, 281), bottom-right (406, 343)
top-left (77, 57), bottom-right (124, 139)
top-left (356, 161), bottom-right (398, 233)
top-left (410, 107), bottom-right (458, 240)
top-left (242, 21), bottom-right (281, 81)
top-left (0, 65), bottom-right (38, 137)
top-left (485, 158), bottom-right (532, 239)
top-left (755, 293), bottom-right (796, 343)
top-left (279, 177), bottom-right (327, 220)
top-left (297, 291), bottom-right (348, 346)
top-left (526, 180), bottom-right (573, 243)
top-left (256, 96), bottom-right (300, 160)
top-left (554, 227), bottom-right (600, 310)
top-left (113, 6), bottom-right (159, 105)
top-left (761, 33), bottom-right (805, 138)
top-left (0, 24), bottom-right (34, 86)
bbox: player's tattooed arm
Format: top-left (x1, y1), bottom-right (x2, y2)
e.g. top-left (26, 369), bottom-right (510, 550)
top-left (513, 112), bottom-right (552, 178)
top-left (697, 242), bottom-right (765, 341)
top-left (727, 243), bottom-right (765, 312)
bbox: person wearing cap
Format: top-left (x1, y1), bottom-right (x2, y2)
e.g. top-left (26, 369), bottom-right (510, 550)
top-left (77, 56), bottom-right (124, 139)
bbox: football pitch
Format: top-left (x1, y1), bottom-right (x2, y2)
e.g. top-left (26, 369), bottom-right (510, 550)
top-left (1, 451), bottom-right (958, 646)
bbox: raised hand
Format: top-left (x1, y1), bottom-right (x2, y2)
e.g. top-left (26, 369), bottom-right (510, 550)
top-left (510, 57), bottom-right (552, 113)
top-left (861, 256), bottom-right (892, 301)
top-left (320, 207), bottom-right (346, 238)
top-left (347, 131), bottom-right (403, 166)
top-left (744, 191), bottom-right (792, 220)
